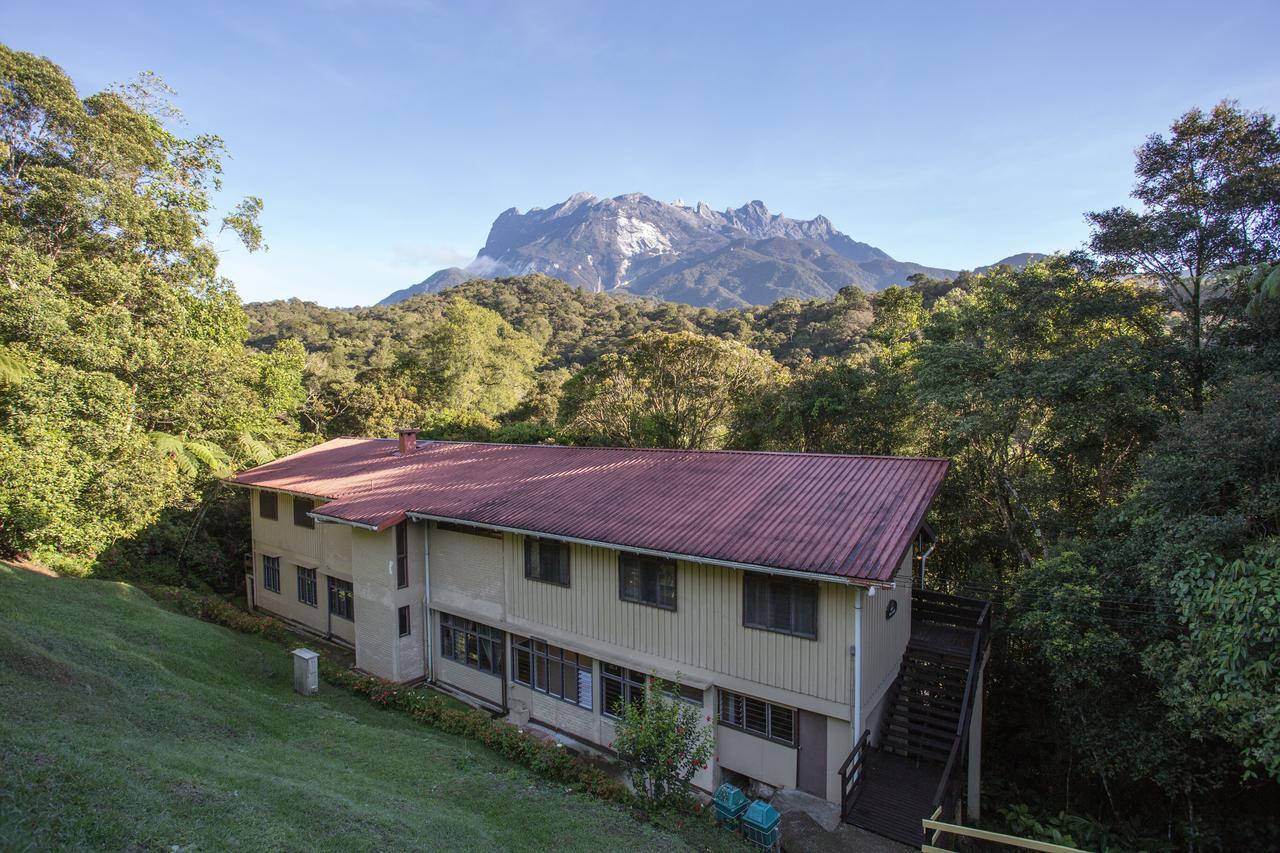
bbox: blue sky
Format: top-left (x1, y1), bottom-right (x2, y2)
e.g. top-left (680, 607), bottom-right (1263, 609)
top-left (8, 1), bottom-right (1280, 306)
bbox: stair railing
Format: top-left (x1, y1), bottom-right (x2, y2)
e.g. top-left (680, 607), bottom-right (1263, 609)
top-left (926, 599), bottom-right (991, 843)
top-left (837, 728), bottom-right (871, 819)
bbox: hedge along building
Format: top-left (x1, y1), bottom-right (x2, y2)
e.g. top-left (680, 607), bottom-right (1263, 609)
top-left (228, 431), bottom-right (989, 844)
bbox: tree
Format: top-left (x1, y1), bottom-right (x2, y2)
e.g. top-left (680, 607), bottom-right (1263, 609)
top-left (915, 258), bottom-right (1172, 573)
top-left (406, 298), bottom-right (542, 418)
top-left (0, 44), bottom-right (303, 567)
top-left (610, 677), bottom-right (714, 806)
top-left (559, 331), bottom-right (785, 449)
top-left (1088, 101), bottom-right (1280, 411)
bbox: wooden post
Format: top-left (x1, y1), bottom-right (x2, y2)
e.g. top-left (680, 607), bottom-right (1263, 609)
top-left (966, 657), bottom-right (985, 821)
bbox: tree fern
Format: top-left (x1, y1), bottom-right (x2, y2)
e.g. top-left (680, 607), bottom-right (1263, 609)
top-left (147, 432), bottom-right (231, 478)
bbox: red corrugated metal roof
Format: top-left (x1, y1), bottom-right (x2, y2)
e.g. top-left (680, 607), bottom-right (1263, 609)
top-left (228, 438), bottom-right (948, 585)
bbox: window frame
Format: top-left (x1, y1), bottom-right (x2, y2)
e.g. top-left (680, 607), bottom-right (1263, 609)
top-left (618, 552), bottom-right (677, 611)
top-left (717, 689), bottom-right (796, 747)
top-left (439, 613), bottom-right (505, 677)
top-left (293, 497), bottom-right (316, 529)
top-left (397, 605), bottom-right (411, 638)
top-left (512, 635), bottom-right (593, 710)
top-left (296, 566), bottom-right (317, 607)
top-left (742, 573), bottom-right (819, 640)
top-left (600, 664), bottom-right (701, 720)
top-left (262, 555), bottom-right (281, 594)
top-left (523, 537), bottom-right (570, 587)
top-left (395, 521), bottom-right (409, 589)
top-left (327, 576), bottom-right (354, 621)
top-left (259, 491), bottom-right (278, 520)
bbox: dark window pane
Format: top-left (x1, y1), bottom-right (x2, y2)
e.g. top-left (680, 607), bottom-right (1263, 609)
top-left (743, 574), bottom-right (766, 626)
top-left (395, 522), bottom-right (409, 589)
top-left (744, 697), bottom-right (768, 735)
top-left (516, 647), bottom-right (531, 684)
top-left (263, 556), bottom-right (281, 593)
top-left (293, 498), bottom-right (315, 529)
top-left (794, 584), bottom-right (817, 638)
top-left (770, 705), bottom-right (795, 745)
top-left (259, 491), bottom-right (278, 520)
top-left (398, 605), bottom-right (411, 637)
top-left (744, 575), bottom-right (817, 638)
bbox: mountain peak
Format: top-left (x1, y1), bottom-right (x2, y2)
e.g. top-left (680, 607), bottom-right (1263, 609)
top-left (379, 192), bottom-right (1043, 308)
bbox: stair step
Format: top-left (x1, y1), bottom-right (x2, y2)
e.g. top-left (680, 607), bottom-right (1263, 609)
top-left (886, 717), bottom-right (961, 743)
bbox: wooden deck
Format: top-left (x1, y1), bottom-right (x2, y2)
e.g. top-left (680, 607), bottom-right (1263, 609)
top-left (847, 747), bottom-right (943, 844)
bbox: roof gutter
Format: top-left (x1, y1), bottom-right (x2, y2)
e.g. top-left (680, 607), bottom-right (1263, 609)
top-left (222, 478), bottom-right (337, 504)
top-left (309, 512), bottom-right (381, 532)
top-left (403, 511), bottom-right (893, 588)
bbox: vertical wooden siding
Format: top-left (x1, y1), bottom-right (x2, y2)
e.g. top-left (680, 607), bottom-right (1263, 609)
top-left (507, 540), bottom-right (856, 707)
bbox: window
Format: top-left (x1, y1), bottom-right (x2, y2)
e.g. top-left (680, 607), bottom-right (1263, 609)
top-left (440, 613), bottom-right (504, 676)
top-left (293, 497), bottom-right (315, 529)
top-left (600, 663), bottom-right (647, 719)
top-left (327, 576), bottom-right (354, 620)
top-left (743, 574), bottom-right (818, 639)
top-left (512, 635), bottom-right (592, 709)
top-left (262, 555), bottom-right (280, 593)
top-left (437, 521), bottom-right (503, 539)
top-left (600, 664), bottom-right (701, 719)
top-left (524, 537), bottom-right (569, 586)
top-left (619, 553), bottom-right (677, 610)
top-left (297, 566), bottom-right (317, 607)
top-left (259, 491), bottom-right (278, 520)
top-left (718, 690), bottom-right (796, 746)
top-left (398, 605), bottom-right (411, 637)
top-left (395, 522), bottom-right (409, 589)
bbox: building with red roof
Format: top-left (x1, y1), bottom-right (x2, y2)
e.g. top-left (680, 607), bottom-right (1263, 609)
top-left (228, 430), bottom-right (988, 844)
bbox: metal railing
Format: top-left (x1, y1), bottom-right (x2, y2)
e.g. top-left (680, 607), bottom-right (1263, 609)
top-left (836, 727), bottom-right (870, 819)
top-left (925, 595), bottom-right (992, 843)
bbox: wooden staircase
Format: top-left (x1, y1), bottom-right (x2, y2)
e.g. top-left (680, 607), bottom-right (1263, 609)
top-left (880, 640), bottom-right (972, 763)
top-left (841, 590), bottom-right (991, 846)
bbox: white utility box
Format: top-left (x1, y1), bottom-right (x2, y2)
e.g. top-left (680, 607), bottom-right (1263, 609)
top-left (292, 648), bottom-right (319, 696)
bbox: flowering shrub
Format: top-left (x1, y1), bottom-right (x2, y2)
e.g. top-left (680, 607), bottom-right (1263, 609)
top-left (610, 676), bottom-right (714, 807)
top-left (144, 585), bottom-right (633, 806)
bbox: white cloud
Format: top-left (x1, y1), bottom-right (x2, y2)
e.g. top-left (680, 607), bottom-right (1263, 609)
top-left (390, 243), bottom-right (474, 268)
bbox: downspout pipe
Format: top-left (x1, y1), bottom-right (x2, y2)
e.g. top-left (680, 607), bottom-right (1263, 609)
top-left (422, 522), bottom-right (433, 683)
top-left (852, 587), bottom-right (863, 749)
top-left (919, 536), bottom-right (937, 591)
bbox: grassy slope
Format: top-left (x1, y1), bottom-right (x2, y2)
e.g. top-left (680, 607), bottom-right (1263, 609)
top-left (0, 568), bottom-right (728, 851)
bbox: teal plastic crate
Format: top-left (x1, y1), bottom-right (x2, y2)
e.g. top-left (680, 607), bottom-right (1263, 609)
top-left (713, 783), bottom-right (748, 828)
top-left (741, 800), bottom-right (781, 850)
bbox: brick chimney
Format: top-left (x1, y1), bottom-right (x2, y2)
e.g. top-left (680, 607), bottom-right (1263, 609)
top-left (397, 428), bottom-right (419, 456)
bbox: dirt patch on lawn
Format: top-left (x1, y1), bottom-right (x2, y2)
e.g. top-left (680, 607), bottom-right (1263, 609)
top-left (1, 557), bottom-right (58, 577)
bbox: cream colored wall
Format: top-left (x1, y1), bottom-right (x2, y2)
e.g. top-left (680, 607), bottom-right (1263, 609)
top-left (507, 539), bottom-right (857, 717)
top-left (395, 522), bottom-right (427, 682)
top-left (825, 715), bottom-right (852, 802)
top-left (428, 524), bottom-right (505, 623)
top-left (249, 489), bottom-right (355, 643)
top-left (860, 550), bottom-right (913, 743)
top-left (717, 724), bottom-right (798, 790)
top-left (435, 654), bottom-right (504, 705)
top-left (423, 525), bottom-right (850, 798)
top-left (351, 527), bottom-right (398, 679)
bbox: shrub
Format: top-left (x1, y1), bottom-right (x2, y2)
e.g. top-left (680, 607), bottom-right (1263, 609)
top-left (610, 676), bottom-right (714, 807)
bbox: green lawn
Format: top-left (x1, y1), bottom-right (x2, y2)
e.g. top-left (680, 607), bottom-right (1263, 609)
top-left (0, 567), bottom-right (734, 851)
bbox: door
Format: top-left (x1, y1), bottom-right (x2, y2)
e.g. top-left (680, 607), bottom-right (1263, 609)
top-left (796, 710), bottom-right (828, 797)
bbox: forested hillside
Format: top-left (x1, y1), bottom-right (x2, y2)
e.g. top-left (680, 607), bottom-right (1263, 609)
top-left (3, 41), bottom-right (1278, 850)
